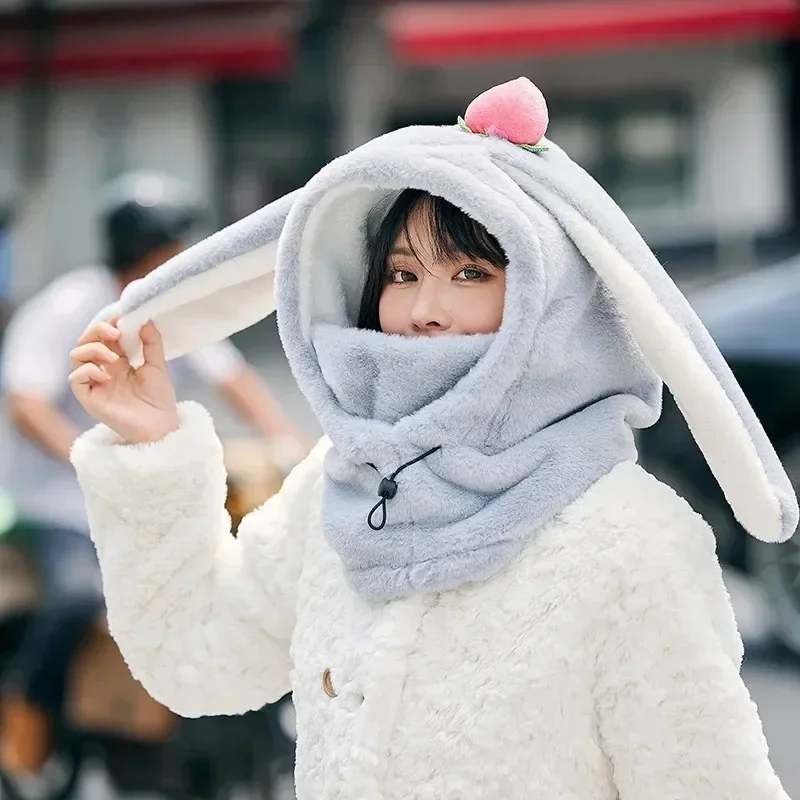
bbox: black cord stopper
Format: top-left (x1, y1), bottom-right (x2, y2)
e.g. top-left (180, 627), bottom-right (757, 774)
top-left (365, 446), bottom-right (441, 531)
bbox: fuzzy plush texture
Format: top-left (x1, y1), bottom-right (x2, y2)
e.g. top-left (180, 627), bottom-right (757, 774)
top-left (311, 210), bottom-right (661, 598)
top-left (464, 76), bottom-right (549, 145)
top-left (101, 108), bottom-right (796, 547)
top-left (70, 402), bottom-right (790, 800)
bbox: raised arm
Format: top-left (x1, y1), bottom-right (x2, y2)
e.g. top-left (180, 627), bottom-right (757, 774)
top-left (68, 318), bottom-right (326, 717)
top-left (71, 403), bottom-right (326, 717)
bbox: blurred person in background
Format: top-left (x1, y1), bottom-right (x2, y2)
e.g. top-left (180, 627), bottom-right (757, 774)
top-left (0, 208), bottom-right (13, 343)
top-left (0, 172), bottom-right (306, 775)
top-left (0, 207), bottom-right (13, 576)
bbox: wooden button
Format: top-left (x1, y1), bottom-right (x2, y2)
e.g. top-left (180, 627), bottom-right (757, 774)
top-left (321, 668), bottom-right (338, 698)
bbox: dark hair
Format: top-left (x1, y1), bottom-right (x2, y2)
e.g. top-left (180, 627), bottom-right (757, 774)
top-left (356, 189), bottom-right (508, 331)
top-left (104, 202), bottom-right (198, 275)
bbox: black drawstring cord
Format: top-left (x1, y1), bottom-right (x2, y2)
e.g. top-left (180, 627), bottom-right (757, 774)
top-left (366, 446), bottom-right (442, 531)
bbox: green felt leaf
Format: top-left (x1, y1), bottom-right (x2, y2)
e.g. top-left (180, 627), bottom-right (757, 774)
top-left (455, 116), bottom-right (548, 153)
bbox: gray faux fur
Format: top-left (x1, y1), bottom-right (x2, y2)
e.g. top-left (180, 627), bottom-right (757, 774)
top-left (101, 117), bottom-right (798, 595)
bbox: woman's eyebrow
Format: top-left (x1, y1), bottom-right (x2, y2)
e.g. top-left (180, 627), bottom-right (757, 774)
top-left (389, 246), bottom-right (415, 257)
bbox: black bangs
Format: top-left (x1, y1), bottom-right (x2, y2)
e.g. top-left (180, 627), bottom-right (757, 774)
top-left (400, 190), bottom-right (508, 269)
top-left (357, 189), bottom-right (508, 331)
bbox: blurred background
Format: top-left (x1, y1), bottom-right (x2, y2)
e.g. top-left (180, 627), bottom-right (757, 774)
top-left (0, 1), bottom-right (799, 799)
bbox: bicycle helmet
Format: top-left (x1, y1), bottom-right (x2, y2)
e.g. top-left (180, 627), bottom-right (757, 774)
top-left (99, 171), bottom-right (203, 274)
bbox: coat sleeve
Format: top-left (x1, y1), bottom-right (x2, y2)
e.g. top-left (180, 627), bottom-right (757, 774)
top-left (70, 401), bottom-right (327, 718)
top-left (593, 508), bottom-right (789, 800)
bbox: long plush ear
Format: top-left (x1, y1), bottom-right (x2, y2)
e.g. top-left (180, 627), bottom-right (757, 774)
top-left (99, 190), bottom-right (298, 367)
top-left (553, 196), bottom-right (798, 544)
top-left (459, 76), bottom-right (797, 543)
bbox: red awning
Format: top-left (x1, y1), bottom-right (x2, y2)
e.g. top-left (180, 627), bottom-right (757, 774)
top-left (1, 0), bottom-right (799, 83)
top-left (0, 1), bottom-right (292, 82)
top-left (386, 0), bottom-right (800, 65)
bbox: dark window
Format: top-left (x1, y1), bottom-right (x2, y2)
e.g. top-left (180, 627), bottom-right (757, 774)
top-left (547, 93), bottom-right (694, 209)
top-left (212, 79), bottom-right (321, 225)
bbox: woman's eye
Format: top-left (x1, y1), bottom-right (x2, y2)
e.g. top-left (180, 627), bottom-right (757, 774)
top-left (389, 269), bottom-right (416, 284)
top-left (457, 267), bottom-right (485, 281)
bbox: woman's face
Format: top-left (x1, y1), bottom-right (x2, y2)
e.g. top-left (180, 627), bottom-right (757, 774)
top-left (378, 207), bottom-right (506, 337)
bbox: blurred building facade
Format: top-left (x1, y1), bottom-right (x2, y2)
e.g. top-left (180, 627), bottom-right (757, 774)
top-left (1, 0), bottom-right (799, 299)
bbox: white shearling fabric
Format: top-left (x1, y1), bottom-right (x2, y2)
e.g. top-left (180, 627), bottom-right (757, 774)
top-left (70, 402), bottom-right (789, 800)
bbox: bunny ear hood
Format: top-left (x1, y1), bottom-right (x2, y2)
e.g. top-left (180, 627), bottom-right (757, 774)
top-left (102, 189), bottom-right (299, 367)
top-left (109, 77), bottom-right (797, 546)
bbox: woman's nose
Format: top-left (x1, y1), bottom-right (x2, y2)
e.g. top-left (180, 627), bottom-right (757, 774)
top-left (410, 284), bottom-right (451, 332)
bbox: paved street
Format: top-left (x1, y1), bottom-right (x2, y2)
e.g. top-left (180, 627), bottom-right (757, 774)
top-left (743, 658), bottom-right (800, 794)
top-left (724, 572), bottom-right (800, 797)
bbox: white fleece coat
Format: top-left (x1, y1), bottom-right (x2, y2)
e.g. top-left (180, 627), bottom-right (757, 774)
top-left (71, 402), bottom-right (789, 800)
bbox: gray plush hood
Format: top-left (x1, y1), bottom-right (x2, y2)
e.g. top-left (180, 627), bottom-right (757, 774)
top-left (102, 86), bottom-right (798, 547)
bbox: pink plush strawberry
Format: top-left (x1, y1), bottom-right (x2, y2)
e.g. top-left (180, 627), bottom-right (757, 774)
top-left (461, 77), bottom-right (549, 151)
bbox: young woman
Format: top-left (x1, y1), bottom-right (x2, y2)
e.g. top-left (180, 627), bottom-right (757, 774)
top-left (67, 78), bottom-right (796, 799)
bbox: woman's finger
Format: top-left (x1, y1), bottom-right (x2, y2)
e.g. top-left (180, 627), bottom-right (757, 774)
top-left (69, 341), bottom-right (121, 369)
top-left (68, 362), bottom-right (112, 389)
top-left (76, 320), bottom-right (122, 347)
top-left (140, 322), bottom-right (167, 369)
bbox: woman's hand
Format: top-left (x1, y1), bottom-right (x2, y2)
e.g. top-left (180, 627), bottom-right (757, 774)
top-left (69, 319), bottom-right (180, 445)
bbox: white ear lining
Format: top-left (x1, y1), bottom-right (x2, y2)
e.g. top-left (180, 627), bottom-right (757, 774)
top-left (559, 209), bottom-right (783, 543)
top-left (118, 241), bottom-right (278, 367)
top-left (297, 184), bottom-right (393, 336)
